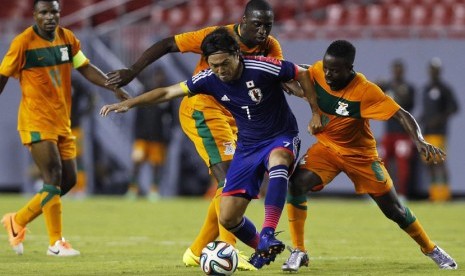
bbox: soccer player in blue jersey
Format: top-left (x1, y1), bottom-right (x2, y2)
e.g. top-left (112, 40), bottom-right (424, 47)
top-left (100, 27), bottom-right (319, 269)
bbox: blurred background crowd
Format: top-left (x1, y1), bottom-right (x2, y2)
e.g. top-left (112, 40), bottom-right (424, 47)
top-left (0, 0), bottom-right (463, 200)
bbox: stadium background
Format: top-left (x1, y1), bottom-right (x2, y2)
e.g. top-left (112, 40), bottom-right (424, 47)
top-left (0, 0), bottom-right (464, 198)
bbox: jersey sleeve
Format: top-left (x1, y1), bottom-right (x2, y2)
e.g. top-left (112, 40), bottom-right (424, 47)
top-left (308, 61), bottom-right (324, 85)
top-left (267, 36), bottom-right (284, 60)
top-left (72, 50), bottom-right (90, 69)
top-left (0, 35), bottom-right (25, 79)
top-left (361, 83), bottom-right (400, 120)
top-left (179, 81), bottom-right (192, 95)
top-left (279, 60), bottom-right (298, 82)
top-left (65, 30), bottom-right (89, 69)
top-left (184, 70), bottom-right (211, 97)
top-left (174, 26), bottom-right (218, 54)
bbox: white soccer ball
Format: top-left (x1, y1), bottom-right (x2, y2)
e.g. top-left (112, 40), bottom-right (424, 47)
top-left (200, 241), bottom-right (238, 275)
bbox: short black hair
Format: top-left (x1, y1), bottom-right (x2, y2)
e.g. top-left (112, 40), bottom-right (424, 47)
top-left (326, 40), bottom-right (356, 66)
top-left (34, 0), bottom-right (60, 9)
top-left (244, 0), bottom-right (272, 16)
top-left (201, 27), bottom-right (240, 59)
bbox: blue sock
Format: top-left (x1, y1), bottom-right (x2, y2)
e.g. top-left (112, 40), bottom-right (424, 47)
top-left (262, 165), bottom-right (289, 231)
top-left (228, 217), bottom-right (259, 249)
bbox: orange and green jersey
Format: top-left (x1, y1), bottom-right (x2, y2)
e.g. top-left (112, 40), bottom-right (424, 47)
top-left (309, 61), bottom-right (400, 157)
top-left (0, 25), bottom-right (89, 136)
top-left (174, 24), bottom-right (283, 74)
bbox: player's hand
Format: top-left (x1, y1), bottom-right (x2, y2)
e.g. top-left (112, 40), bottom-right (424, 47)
top-left (114, 88), bottom-right (131, 101)
top-left (106, 68), bottom-right (135, 87)
top-left (100, 102), bottom-right (130, 116)
top-left (282, 81), bottom-right (304, 98)
top-left (308, 113), bottom-right (323, 134)
top-left (418, 141), bottom-right (446, 164)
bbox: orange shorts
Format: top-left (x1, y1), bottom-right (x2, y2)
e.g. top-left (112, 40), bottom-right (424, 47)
top-left (179, 94), bottom-right (237, 167)
top-left (298, 142), bottom-right (393, 195)
top-left (132, 139), bottom-right (166, 165)
top-left (19, 130), bottom-right (76, 160)
top-left (71, 127), bottom-right (83, 157)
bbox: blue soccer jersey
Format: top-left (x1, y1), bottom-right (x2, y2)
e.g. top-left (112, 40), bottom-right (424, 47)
top-left (185, 56), bottom-right (299, 146)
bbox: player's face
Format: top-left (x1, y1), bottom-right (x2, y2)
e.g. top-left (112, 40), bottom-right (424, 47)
top-left (34, 1), bottom-right (60, 38)
top-left (207, 52), bottom-right (241, 82)
top-left (323, 54), bottom-right (353, 91)
top-left (241, 10), bottom-right (274, 46)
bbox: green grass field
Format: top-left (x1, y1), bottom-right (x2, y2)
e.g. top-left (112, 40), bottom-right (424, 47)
top-left (0, 194), bottom-right (463, 275)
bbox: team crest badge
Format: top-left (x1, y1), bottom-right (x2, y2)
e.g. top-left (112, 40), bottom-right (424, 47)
top-left (60, 47), bottom-right (69, 62)
top-left (223, 141), bottom-right (235, 155)
top-left (335, 101), bottom-right (349, 116)
top-left (248, 88), bottom-right (263, 103)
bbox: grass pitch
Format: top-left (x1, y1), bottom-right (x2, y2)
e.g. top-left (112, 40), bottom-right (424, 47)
top-left (0, 194), bottom-right (463, 275)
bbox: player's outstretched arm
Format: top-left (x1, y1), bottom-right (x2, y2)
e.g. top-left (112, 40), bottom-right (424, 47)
top-left (296, 66), bottom-right (322, 134)
top-left (0, 75), bottom-right (9, 95)
top-left (100, 82), bottom-right (185, 116)
top-left (105, 37), bottom-right (179, 88)
top-left (393, 108), bottom-right (446, 163)
top-left (77, 63), bottom-right (131, 101)
top-left (281, 65), bottom-right (312, 98)
top-left (281, 80), bottom-right (304, 97)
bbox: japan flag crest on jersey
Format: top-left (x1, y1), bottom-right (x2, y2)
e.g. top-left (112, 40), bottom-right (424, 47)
top-left (246, 80), bottom-right (262, 103)
top-left (248, 88), bottom-right (263, 104)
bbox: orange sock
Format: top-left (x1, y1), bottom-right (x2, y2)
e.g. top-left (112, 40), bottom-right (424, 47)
top-left (40, 184), bottom-right (62, 245)
top-left (286, 194), bottom-right (308, 251)
top-left (189, 193), bottom-right (220, 256)
top-left (15, 193), bottom-right (43, 227)
top-left (404, 220), bottom-right (436, 253)
top-left (214, 188), bottom-right (236, 246)
top-left (73, 171), bottom-right (86, 193)
top-left (203, 176), bottom-right (218, 199)
top-left (429, 184), bottom-right (451, 202)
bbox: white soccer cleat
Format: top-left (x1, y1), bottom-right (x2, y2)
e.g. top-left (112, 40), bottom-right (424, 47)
top-left (282, 246), bottom-right (309, 272)
top-left (47, 238), bottom-right (80, 257)
top-left (425, 245), bottom-right (457, 269)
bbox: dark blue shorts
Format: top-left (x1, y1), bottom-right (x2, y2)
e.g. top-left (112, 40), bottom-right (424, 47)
top-left (222, 134), bottom-right (300, 198)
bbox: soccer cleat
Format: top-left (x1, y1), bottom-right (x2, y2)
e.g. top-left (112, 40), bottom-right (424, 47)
top-left (256, 229), bottom-right (285, 258)
top-left (249, 251), bottom-right (276, 269)
top-left (282, 246), bottom-right (309, 272)
top-left (125, 190), bottom-right (138, 201)
top-left (47, 238), bottom-right (80, 257)
top-left (424, 245), bottom-right (457, 269)
top-left (182, 248), bottom-right (200, 267)
top-left (236, 250), bottom-right (258, 271)
top-left (1, 213), bottom-right (26, 255)
top-left (147, 191), bottom-right (161, 202)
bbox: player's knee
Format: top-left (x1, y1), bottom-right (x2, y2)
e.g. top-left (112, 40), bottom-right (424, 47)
top-left (44, 165), bottom-right (63, 185)
top-left (60, 173), bottom-right (77, 196)
top-left (288, 180), bottom-right (305, 196)
top-left (289, 169), bottom-right (322, 195)
top-left (60, 181), bottom-right (76, 196)
top-left (219, 213), bottom-right (239, 230)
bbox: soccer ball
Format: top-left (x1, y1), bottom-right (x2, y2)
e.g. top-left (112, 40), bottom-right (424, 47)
top-left (200, 241), bottom-right (238, 275)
